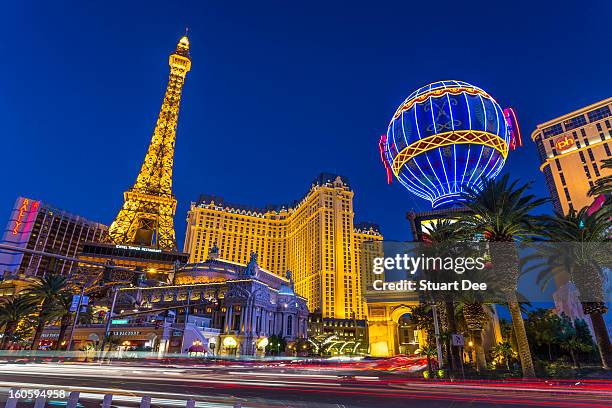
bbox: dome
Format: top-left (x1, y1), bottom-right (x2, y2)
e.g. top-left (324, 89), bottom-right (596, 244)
top-left (383, 80), bottom-right (510, 208)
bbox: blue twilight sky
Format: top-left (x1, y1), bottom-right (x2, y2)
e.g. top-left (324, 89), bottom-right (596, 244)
top-left (1, 1), bottom-right (611, 245)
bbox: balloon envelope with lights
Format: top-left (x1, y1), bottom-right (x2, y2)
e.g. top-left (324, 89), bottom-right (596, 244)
top-left (381, 80), bottom-right (521, 208)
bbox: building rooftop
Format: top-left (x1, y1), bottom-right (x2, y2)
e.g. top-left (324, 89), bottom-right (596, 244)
top-left (195, 172), bottom-right (351, 215)
top-left (531, 97), bottom-right (612, 140)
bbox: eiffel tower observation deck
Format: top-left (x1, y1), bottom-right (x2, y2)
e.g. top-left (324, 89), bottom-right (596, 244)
top-left (79, 35), bottom-right (191, 279)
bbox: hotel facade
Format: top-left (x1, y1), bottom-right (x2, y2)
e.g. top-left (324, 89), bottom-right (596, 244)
top-left (183, 173), bottom-right (383, 320)
top-left (532, 97), bottom-right (612, 214)
top-left (0, 196), bottom-right (107, 279)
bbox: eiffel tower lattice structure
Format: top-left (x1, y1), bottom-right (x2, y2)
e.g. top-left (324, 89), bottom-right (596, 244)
top-left (108, 35), bottom-right (191, 251)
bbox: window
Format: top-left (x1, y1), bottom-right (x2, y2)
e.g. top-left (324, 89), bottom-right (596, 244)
top-left (542, 124), bottom-right (563, 138)
top-left (286, 315), bottom-right (293, 336)
top-left (563, 115), bottom-right (586, 131)
top-left (588, 149), bottom-right (596, 162)
top-left (587, 106), bottom-right (611, 123)
top-left (593, 163), bottom-right (601, 177)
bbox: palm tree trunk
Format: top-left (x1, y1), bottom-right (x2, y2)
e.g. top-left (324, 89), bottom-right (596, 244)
top-left (444, 301), bottom-right (460, 372)
top-left (548, 343), bottom-right (552, 362)
top-left (569, 349), bottom-right (578, 368)
top-left (1, 321), bottom-right (17, 349)
top-left (490, 242), bottom-right (535, 378)
top-left (55, 314), bottom-right (72, 350)
top-left (590, 312), bottom-right (612, 369)
top-left (472, 330), bottom-right (487, 372)
top-left (507, 297), bottom-right (535, 377)
top-left (30, 319), bottom-right (46, 350)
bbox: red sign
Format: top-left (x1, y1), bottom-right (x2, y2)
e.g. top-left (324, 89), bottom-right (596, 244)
top-left (12, 198), bottom-right (39, 235)
top-left (554, 135), bottom-right (575, 151)
top-left (378, 135), bottom-right (393, 185)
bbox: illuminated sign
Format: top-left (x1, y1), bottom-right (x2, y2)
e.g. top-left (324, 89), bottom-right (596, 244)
top-left (12, 199), bottom-right (39, 235)
top-left (223, 336), bottom-right (237, 348)
top-left (503, 107), bottom-right (523, 150)
top-left (110, 330), bottom-right (142, 336)
top-left (111, 319), bottom-right (129, 325)
top-left (115, 244), bottom-right (162, 253)
top-left (554, 135), bottom-right (575, 151)
top-left (378, 135), bottom-right (393, 185)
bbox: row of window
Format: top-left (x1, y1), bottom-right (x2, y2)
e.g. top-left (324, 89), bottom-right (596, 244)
top-left (541, 106), bottom-right (611, 138)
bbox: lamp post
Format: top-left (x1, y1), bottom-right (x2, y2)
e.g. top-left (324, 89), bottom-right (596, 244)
top-left (431, 303), bottom-right (444, 369)
top-left (65, 286), bottom-right (85, 352)
top-left (98, 287), bottom-right (119, 356)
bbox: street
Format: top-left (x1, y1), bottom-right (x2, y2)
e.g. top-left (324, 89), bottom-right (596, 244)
top-left (0, 362), bottom-right (610, 407)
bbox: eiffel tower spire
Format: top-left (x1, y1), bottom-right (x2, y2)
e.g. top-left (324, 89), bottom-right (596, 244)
top-left (108, 35), bottom-right (191, 251)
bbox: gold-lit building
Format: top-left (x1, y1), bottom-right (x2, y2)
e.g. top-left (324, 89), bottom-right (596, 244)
top-left (184, 173), bottom-right (383, 320)
top-left (532, 97), bottom-right (612, 214)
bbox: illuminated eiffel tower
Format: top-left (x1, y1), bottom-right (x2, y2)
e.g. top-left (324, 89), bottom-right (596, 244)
top-left (108, 35), bottom-right (191, 251)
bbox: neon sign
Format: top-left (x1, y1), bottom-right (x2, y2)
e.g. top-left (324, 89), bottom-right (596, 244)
top-left (12, 199), bottom-right (38, 235)
top-left (554, 135), bottom-right (575, 151)
top-left (378, 135), bottom-right (393, 184)
top-left (503, 107), bottom-right (523, 151)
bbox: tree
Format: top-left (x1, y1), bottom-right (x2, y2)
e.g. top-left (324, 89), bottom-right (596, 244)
top-left (557, 314), bottom-right (594, 369)
top-left (421, 219), bottom-right (464, 372)
top-left (265, 334), bottom-right (286, 355)
top-left (491, 341), bottom-right (516, 371)
top-left (457, 302), bottom-right (489, 372)
top-left (52, 293), bottom-right (74, 350)
top-left (525, 308), bottom-right (563, 361)
top-left (460, 174), bottom-right (549, 377)
top-left (22, 274), bottom-right (71, 350)
top-left (420, 344), bottom-right (438, 378)
top-left (527, 207), bottom-right (612, 368)
top-left (103, 334), bottom-right (122, 351)
top-left (588, 158), bottom-right (612, 197)
top-left (0, 295), bottom-right (36, 349)
top-left (409, 304), bottom-right (435, 340)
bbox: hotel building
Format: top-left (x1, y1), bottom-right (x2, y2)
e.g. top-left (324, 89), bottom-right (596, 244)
top-left (532, 97), bottom-right (612, 214)
top-left (0, 196), bottom-right (107, 278)
top-left (184, 173), bottom-right (383, 320)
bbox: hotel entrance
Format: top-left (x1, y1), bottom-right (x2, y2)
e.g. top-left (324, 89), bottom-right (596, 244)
top-left (397, 313), bottom-right (420, 355)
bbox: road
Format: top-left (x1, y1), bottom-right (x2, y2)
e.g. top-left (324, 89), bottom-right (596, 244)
top-left (0, 362), bottom-right (610, 407)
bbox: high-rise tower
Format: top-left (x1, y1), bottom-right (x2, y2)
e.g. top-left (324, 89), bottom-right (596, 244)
top-left (108, 35), bottom-right (191, 250)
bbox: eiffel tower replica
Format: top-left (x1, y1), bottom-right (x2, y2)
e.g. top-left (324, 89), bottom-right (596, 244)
top-left (79, 35), bottom-right (191, 281)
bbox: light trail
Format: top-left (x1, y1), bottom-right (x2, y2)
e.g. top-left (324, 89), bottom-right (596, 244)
top-left (0, 363), bottom-right (610, 407)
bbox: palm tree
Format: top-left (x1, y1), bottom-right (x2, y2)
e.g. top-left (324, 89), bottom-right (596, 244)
top-left (491, 341), bottom-right (516, 371)
top-left (53, 293), bottom-right (74, 350)
top-left (527, 207), bottom-right (612, 368)
top-left (0, 295), bottom-right (36, 349)
top-left (588, 158), bottom-right (612, 197)
top-left (421, 219), bottom-right (463, 371)
top-left (420, 344), bottom-right (438, 378)
top-left (22, 274), bottom-right (71, 350)
top-left (457, 301), bottom-right (489, 372)
top-left (460, 174), bottom-right (549, 377)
